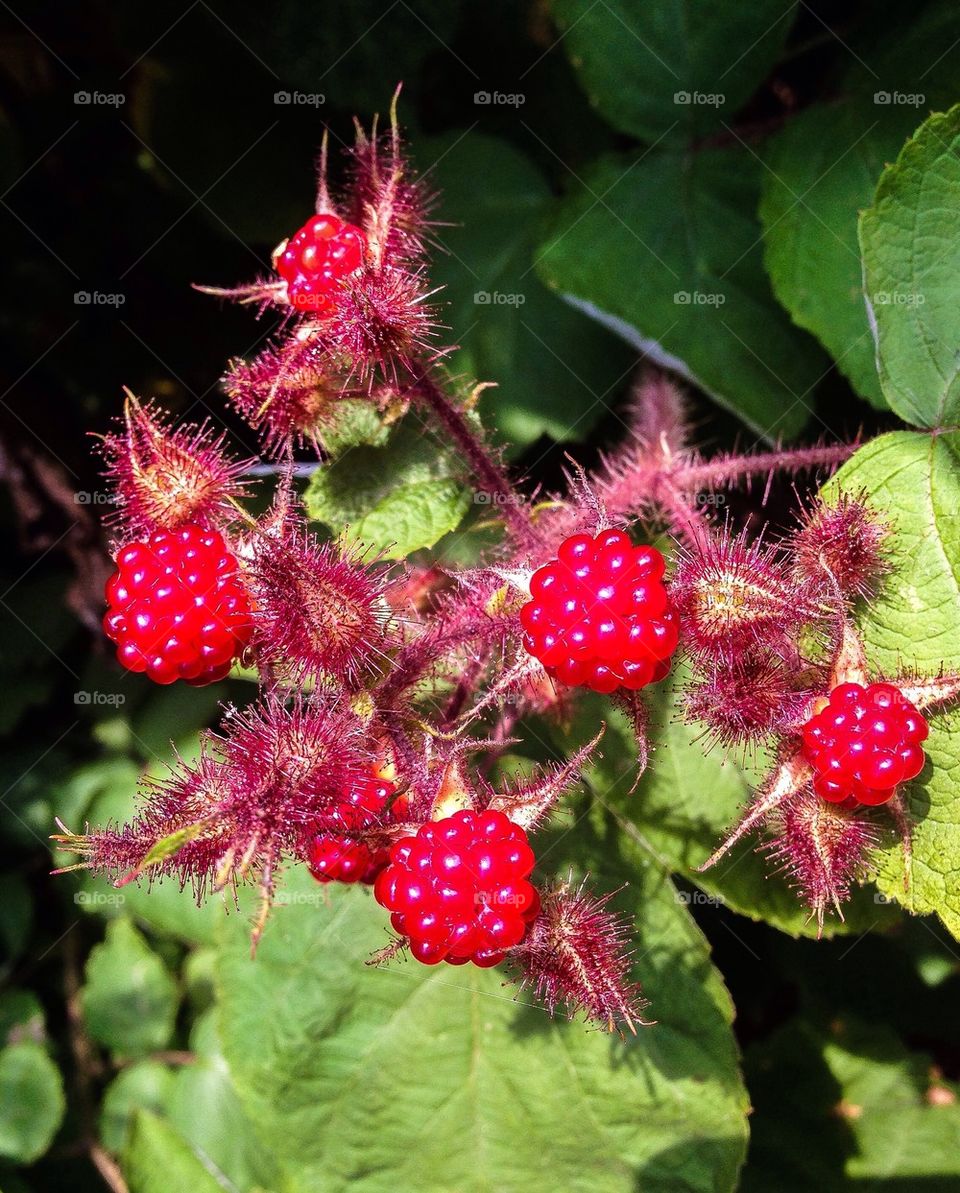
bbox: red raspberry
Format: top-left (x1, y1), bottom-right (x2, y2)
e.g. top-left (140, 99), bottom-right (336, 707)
top-left (802, 682), bottom-right (929, 806)
top-left (520, 530), bottom-right (678, 694)
top-left (103, 524), bottom-right (253, 686)
top-left (373, 808), bottom-right (540, 968)
top-left (307, 772), bottom-right (399, 885)
top-left (276, 213), bottom-right (367, 314)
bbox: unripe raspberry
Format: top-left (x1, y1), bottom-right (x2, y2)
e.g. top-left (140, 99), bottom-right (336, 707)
top-left (103, 524), bottom-right (253, 685)
top-left (802, 682), bottom-right (929, 806)
top-left (276, 213), bottom-right (367, 314)
top-left (307, 772), bottom-right (399, 885)
top-left (374, 809), bottom-right (540, 967)
top-left (520, 530), bottom-right (678, 694)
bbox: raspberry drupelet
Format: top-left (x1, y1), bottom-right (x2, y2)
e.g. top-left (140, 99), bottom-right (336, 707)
top-left (307, 771), bottom-right (401, 885)
top-left (103, 524), bottom-right (253, 686)
top-left (276, 213), bottom-right (367, 314)
top-left (520, 529), bottom-right (679, 694)
top-left (374, 808), bottom-right (540, 967)
top-left (802, 682), bottom-right (929, 806)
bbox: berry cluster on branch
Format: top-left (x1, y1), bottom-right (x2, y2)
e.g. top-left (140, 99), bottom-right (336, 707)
top-left (54, 94), bottom-right (960, 1030)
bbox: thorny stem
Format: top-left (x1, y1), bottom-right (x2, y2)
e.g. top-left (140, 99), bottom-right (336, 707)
top-left (676, 441), bottom-right (858, 493)
top-left (409, 370), bottom-right (542, 552)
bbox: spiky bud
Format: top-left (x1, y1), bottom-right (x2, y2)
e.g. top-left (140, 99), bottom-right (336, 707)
top-left (766, 787), bottom-right (878, 930)
top-left (100, 393), bottom-right (253, 538)
top-left (685, 649), bottom-right (816, 750)
top-left (791, 493), bottom-right (889, 602)
top-left (672, 529), bottom-right (813, 658)
top-left (247, 521), bottom-right (391, 686)
top-left (343, 107), bottom-right (435, 268)
top-left (513, 881), bottom-right (647, 1032)
top-left (58, 694), bottom-right (371, 908)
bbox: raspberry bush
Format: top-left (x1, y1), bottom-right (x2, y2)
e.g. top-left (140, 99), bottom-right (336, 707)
top-left (8, 7), bottom-right (960, 1192)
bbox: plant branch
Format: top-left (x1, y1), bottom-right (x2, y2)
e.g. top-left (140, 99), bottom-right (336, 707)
top-left (409, 370), bottom-right (542, 552)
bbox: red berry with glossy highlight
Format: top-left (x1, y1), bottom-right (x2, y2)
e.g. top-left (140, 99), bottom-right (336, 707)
top-left (373, 808), bottom-right (540, 968)
top-left (520, 530), bottom-right (678, 694)
top-left (276, 213), bottom-right (367, 314)
top-left (307, 772), bottom-right (398, 885)
top-left (802, 682), bottom-right (929, 806)
top-left (103, 524), bottom-right (253, 686)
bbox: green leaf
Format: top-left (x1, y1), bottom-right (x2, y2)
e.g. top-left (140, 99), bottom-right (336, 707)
top-left (101, 1062), bottom-right (177, 1154)
top-left (81, 919), bottom-right (179, 1056)
top-left (165, 1010), bottom-right (280, 1193)
top-left (760, 100), bottom-right (922, 409)
top-left (859, 105), bottom-right (960, 427)
top-left (0, 991), bottom-right (45, 1046)
top-left (123, 1110), bottom-right (227, 1193)
top-left (320, 399), bottom-right (391, 456)
top-left (216, 858), bottom-right (748, 1192)
top-left (550, 0), bottom-right (795, 143)
top-left (68, 764), bottom-right (220, 946)
top-left (744, 1019), bottom-right (960, 1191)
top-left (0, 1041), bottom-right (65, 1164)
top-left (548, 682), bottom-right (894, 938)
top-left (304, 419), bottom-right (472, 559)
top-left (138, 822), bottom-right (211, 873)
top-left (423, 133), bottom-right (633, 451)
top-left (537, 145), bottom-right (825, 440)
top-left (825, 431), bottom-right (960, 939)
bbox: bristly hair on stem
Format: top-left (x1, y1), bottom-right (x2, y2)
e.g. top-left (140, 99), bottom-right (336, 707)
top-left (512, 879), bottom-right (649, 1033)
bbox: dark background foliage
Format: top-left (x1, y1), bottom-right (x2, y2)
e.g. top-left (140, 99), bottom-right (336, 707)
top-left (1, 2), bottom-right (959, 1190)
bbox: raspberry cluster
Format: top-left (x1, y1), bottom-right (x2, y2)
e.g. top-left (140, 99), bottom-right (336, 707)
top-left (374, 809), bottom-right (539, 967)
top-left (520, 530), bottom-right (678, 694)
top-left (307, 772), bottom-right (406, 885)
top-left (802, 682), bottom-right (929, 805)
top-left (276, 213), bottom-right (367, 314)
top-left (103, 524), bottom-right (253, 686)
